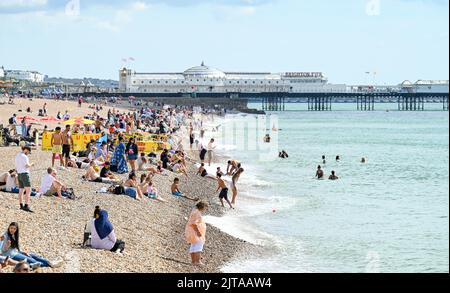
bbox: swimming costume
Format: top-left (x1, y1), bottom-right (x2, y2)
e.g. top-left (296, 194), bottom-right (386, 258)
top-left (172, 191), bottom-right (183, 197)
top-left (219, 188), bottom-right (229, 199)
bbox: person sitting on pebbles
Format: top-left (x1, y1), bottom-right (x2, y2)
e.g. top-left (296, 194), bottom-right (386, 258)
top-left (83, 161), bottom-right (119, 184)
top-left (171, 178), bottom-right (198, 201)
top-left (87, 209), bottom-right (125, 255)
top-left (1, 222), bottom-right (63, 269)
top-left (123, 172), bottom-right (144, 201)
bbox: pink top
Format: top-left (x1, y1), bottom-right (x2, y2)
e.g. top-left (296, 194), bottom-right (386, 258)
top-left (185, 209), bottom-right (206, 244)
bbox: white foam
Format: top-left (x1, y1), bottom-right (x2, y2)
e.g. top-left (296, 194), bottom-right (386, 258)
top-left (204, 214), bottom-right (279, 247)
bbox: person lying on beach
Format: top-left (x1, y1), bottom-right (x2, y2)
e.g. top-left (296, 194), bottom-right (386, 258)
top-left (185, 201), bottom-right (208, 266)
top-left (1, 222), bottom-right (63, 269)
top-left (226, 160), bottom-right (240, 175)
top-left (231, 167), bottom-right (244, 205)
top-left (39, 168), bottom-right (68, 198)
top-left (83, 161), bottom-right (119, 184)
top-left (315, 165), bottom-right (324, 179)
top-left (86, 209), bottom-right (125, 254)
top-left (216, 174), bottom-right (233, 209)
top-left (123, 173), bottom-right (144, 200)
top-left (0, 170), bottom-right (38, 197)
top-left (328, 171), bottom-right (339, 180)
top-left (66, 157), bottom-right (90, 169)
top-left (171, 178), bottom-right (198, 201)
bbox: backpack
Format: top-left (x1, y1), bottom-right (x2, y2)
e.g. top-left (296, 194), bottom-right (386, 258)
top-left (62, 188), bottom-right (79, 200)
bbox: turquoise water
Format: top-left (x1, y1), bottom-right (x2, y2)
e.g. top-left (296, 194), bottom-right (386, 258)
top-left (209, 103), bottom-right (449, 273)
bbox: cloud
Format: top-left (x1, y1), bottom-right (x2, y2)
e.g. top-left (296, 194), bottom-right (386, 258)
top-left (0, 0), bottom-right (48, 13)
top-left (0, 0), bottom-right (274, 14)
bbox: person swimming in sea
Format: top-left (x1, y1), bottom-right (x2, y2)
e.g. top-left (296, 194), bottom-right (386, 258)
top-left (336, 155), bottom-right (340, 162)
top-left (279, 150), bottom-right (289, 159)
top-left (361, 157), bottom-right (366, 163)
top-left (315, 165), bottom-right (324, 179)
top-left (322, 155), bottom-right (326, 164)
top-left (264, 134), bottom-right (271, 143)
top-left (329, 170), bottom-right (339, 180)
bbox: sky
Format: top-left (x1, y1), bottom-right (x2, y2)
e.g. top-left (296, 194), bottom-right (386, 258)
top-left (0, 0), bottom-right (448, 85)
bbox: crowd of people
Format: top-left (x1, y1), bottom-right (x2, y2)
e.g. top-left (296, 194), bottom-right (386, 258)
top-left (1, 99), bottom-right (243, 272)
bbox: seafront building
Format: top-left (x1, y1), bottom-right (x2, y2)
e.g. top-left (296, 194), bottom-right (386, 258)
top-left (4, 69), bottom-right (45, 83)
top-left (119, 62), bottom-right (347, 94)
top-left (0, 66), bottom-right (4, 79)
top-left (119, 62), bottom-right (449, 95)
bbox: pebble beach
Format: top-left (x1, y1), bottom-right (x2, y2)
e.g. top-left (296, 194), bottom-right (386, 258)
top-left (0, 98), bottom-right (255, 273)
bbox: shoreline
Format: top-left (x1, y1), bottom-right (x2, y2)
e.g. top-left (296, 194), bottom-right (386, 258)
top-left (0, 98), bottom-right (257, 273)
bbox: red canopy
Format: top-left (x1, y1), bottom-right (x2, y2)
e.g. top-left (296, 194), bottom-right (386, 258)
top-left (17, 116), bottom-right (39, 123)
top-left (40, 116), bottom-right (61, 123)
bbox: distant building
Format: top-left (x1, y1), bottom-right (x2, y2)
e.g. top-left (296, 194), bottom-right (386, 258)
top-left (5, 70), bottom-right (45, 83)
top-left (400, 80), bottom-right (449, 94)
top-left (0, 66), bottom-right (4, 79)
top-left (119, 62), bottom-right (347, 94)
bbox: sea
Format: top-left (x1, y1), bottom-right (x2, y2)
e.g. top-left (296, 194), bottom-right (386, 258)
top-left (201, 102), bottom-right (449, 273)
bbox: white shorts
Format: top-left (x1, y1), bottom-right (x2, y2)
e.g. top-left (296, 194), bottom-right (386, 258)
top-left (189, 241), bottom-right (205, 253)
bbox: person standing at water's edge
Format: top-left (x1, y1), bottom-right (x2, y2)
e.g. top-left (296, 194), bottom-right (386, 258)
top-left (185, 201), bottom-right (208, 266)
top-left (231, 167), bottom-right (244, 205)
top-left (15, 146), bottom-right (34, 213)
top-left (207, 138), bottom-right (216, 167)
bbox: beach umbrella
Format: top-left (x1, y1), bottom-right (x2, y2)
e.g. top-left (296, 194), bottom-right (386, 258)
top-left (63, 117), bottom-right (95, 125)
top-left (40, 116), bottom-right (61, 123)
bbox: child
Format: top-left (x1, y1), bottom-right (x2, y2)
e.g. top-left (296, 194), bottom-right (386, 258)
top-left (171, 178), bottom-right (198, 201)
top-left (216, 174), bottom-right (233, 209)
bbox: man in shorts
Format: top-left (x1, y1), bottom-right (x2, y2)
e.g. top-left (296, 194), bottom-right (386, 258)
top-left (61, 125), bottom-right (73, 168)
top-left (15, 145), bottom-right (34, 212)
top-left (51, 127), bottom-right (64, 168)
top-left (216, 173), bottom-right (233, 209)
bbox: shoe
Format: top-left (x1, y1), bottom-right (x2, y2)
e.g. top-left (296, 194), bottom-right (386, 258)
top-left (49, 259), bottom-right (63, 268)
top-left (22, 205), bottom-right (34, 213)
top-left (30, 263), bottom-right (41, 270)
top-left (20, 204), bottom-right (24, 210)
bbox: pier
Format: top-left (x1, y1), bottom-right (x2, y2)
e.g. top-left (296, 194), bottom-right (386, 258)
top-left (356, 95), bottom-right (375, 111)
top-left (31, 90), bottom-right (450, 112)
top-left (262, 96), bottom-right (285, 111)
top-left (307, 96), bottom-right (332, 111)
